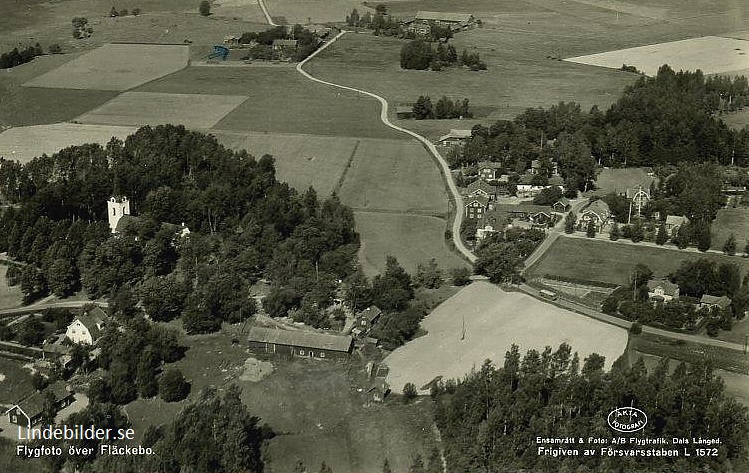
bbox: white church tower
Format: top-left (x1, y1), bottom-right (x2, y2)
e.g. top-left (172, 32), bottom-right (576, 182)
top-left (107, 196), bottom-right (130, 233)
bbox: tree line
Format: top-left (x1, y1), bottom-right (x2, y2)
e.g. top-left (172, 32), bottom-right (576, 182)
top-left (412, 95), bottom-right (472, 119)
top-left (400, 40), bottom-right (485, 71)
top-left (453, 67), bottom-right (749, 193)
top-left (0, 44), bottom-right (44, 69)
top-left (432, 344), bottom-right (748, 472)
top-left (0, 125), bottom-right (360, 335)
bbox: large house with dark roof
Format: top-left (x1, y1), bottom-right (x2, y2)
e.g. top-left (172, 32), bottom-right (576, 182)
top-left (465, 195), bottom-right (490, 219)
top-left (355, 306), bottom-right (382, 331)
top-left (699, 294), bottom-right (732, 312)
top-left (248, 326), bottom-right (354, 359)
top-left (6, 381), bottom-right (75, 429)
top-left (577, 200), bottom-right (610, 231)
top-left (477, 161), bottom-right (503, 181)
top-left (465, 179), bottom-right (497, 200)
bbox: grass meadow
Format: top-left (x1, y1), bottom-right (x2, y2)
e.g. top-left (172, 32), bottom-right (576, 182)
top-left (526, 236), bottom-right (749, 286)
top-left (355, 212), bottom-right (468, 276)
top-left (127, 333), bottom-right (439, 473)
top-left (0, 266), bottom-right (23, 311)
top-left (0, 356), bottom-right (34, 404)
top-left (136, 66), bottom-right (402, 138)
top-left (339, 138), bottom-right (448, 214)
top-left (710, 207), bottom-right (749, 252)
top-left (592, 167), bottom-right (654, 196)
top-left (215, 131), bottom-right (360, 195)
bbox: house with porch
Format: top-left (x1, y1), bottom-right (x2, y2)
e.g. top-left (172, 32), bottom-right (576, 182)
top-left (699, 294), bottom-right (732, 312)
top-left (577, 200), bottom-right (610, 231)
top-left (552, 197), bottom-right (571, 213)
top-left (647, 279), bottom-right (680, 302)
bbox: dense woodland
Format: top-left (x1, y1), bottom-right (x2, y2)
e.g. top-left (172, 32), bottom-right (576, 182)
top-left (400, 40), bottom-right (486, 71)
top-left (453, 67), bottom-right (749, 192)
top-left (433, 344), bottom-right (748, 473)
top-left (0, 125), bottom-right (359, 333)
top-left (412, 95), bottom-right (472, 119)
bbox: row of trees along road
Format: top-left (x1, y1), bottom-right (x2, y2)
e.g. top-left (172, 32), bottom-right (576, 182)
top-left (453, 66), bottom-right (749, 193)
top-left (432, 344), bottom-right (748, 472)
top-left (0, 124), bottom-right (360, 333)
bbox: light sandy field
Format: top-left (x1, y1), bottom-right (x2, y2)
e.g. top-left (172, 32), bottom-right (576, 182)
top-left (23, 43), bottom-right (189, 91)
top-left (76, 91), bottom-right (247, 129)
top-left (384, 281), bottom-right (628, 393)
top-left (216, 131), bottom-right (359, 195)
top-left (0, 123), bottom-right (138, 163)
top-left (355, 211), bottom-right (467, 276)
top-left (565, 36), bottom-right (749, 76)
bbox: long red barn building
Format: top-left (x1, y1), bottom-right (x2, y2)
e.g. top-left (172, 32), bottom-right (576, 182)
top-left (247, 326), bottom-right (353, 360)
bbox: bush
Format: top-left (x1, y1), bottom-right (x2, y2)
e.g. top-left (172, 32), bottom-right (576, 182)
top-left (132, 7), bottom-right (141, 16)
top-left (629, 322), bottom-right (642, 334)
top-left (402, 382), bottom-right (417, 403)
top-left (400, 40), bottom-right (433, 70)
top-left (159, 368), bottom-right (190, 402)
top-left (48, 43), bottom-right (62, 54)
top-left (450, 267), bottom-right (471, 286)
top-left (198, 0), bottom-right (211, 16)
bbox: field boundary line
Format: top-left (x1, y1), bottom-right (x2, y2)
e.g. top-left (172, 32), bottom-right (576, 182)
top-left (293, 30), bottom-right (476, 263)
top-left (333, 139), bottom-right (360, 194)
top-left (350, 208), bottom-right (446, 218)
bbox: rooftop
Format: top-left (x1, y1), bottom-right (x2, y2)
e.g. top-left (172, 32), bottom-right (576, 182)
top-left (248, 326), bottom-right (353, 352)
top-left (699, 294), bottom-right (731, 308)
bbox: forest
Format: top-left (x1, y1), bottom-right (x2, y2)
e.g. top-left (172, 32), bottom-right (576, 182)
top-left (0, 125), bottom-right (360, 333)
top-left (432, 344), bottom-right (748, 473)
top-left (452, 67), bottom-right (749, 192)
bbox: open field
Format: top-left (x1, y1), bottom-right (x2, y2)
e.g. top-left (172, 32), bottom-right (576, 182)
top-left (76, 91), bottom-right (247, 129)
top-left (0, 1), bottom-right (267, 53)
top-left (592, 167), bottom-right (654, 196)
top-left (24, 43), bottom-right (188, 91)
top-left (339, 139), bottom-right (447, 214)
top-left (0, 123), bottom-right (138, 164)
top-left (565, 36), bottom-right (749, 76)
top-left (306, 0), bottom-right (748, 136)
top-left (0, 53), bottom-right (118, 128)
top-left (526, 236), bottom-right (749, 286)
top-left (0, 357), bottom-right (34, 404)
top-left (216, 131), bottom-right (359, 195)
top-left (244, 361), bottom-right (438, 473)
top-left (384, 281), bottom-right (628, 393)
top-left (721, 108), bottom-right (749, 130)
top-left (355, 212), bottom-right (467, 276)
top-left (0, 267), bottom-right (23, 311)
top-left (136, 66), bottom-right (402, 138)
top-left (710, 207), bottom-right (749, 252)
top-left (129, 333), bottom-right (439, 473)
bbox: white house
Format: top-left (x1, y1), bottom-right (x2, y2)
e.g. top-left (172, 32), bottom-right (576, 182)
top-left (65, 309), bottom-right (107, 345)
top-left (647, 279), bottom-right (680, 302)
top-left (107, 196), bottom-right (130, 234)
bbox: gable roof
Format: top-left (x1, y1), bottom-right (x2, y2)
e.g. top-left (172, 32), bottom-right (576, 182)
top-left (699, 294), bottom-right (731, 308)
top-left (466, 179), bottom-right (497, 195)
top-left (358, 306), bottom-right (382, 323)
top-left (582, 200), bottom-right (610, 218)
top-left (272, 39), bottom-right (298, 47)
top-left (465, 195), bottom-right (489, 207)
top-left (477, 161), bottom-right (503, 170)
top-left (248, 326), bottom-right (353, 352)
top-left (665, 215), bottom-right (688, 226)
top-left (438, 129), bottom-right (472, 142)
top-left (16, 393), bottom-right (45, 420)
top-left (414, 11), bottom-right (474, 23)
top-left (647, 278), bottom-right (679, 297)
top-left (553, 197), bottom-right (570, 207)
top-left (72, 313), bottom-right (106, 341)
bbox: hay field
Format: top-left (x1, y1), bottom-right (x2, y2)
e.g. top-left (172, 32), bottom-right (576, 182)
top-left (384, 281), bottom-right (628, 393)
top-left (355, 212), bottom-right (468, 276)
top-left (215, 131), bottom-right (359, 194)
top-left (0, 266), bottom-right (22, 311)
top-left (76, 92), bottom-right (247, 129)
top-left (0, 123), bottom-right (138, 163)
top-left (307, 0), bottom-right (748, 136)
top-left (24, 43), bottom-right (189, 91)
top-left (592, 167), bottom-right (654, 196)
top-left (527, 236), bottom-right (749, 286)
top-left (339, 139), bottom-right (447, 214)
top-left (710, 207), bottom-right (749, 252)
top-left (565, 36), bottom-right (749, 76)
top-left (137, 66), bottom-right (402, 138)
